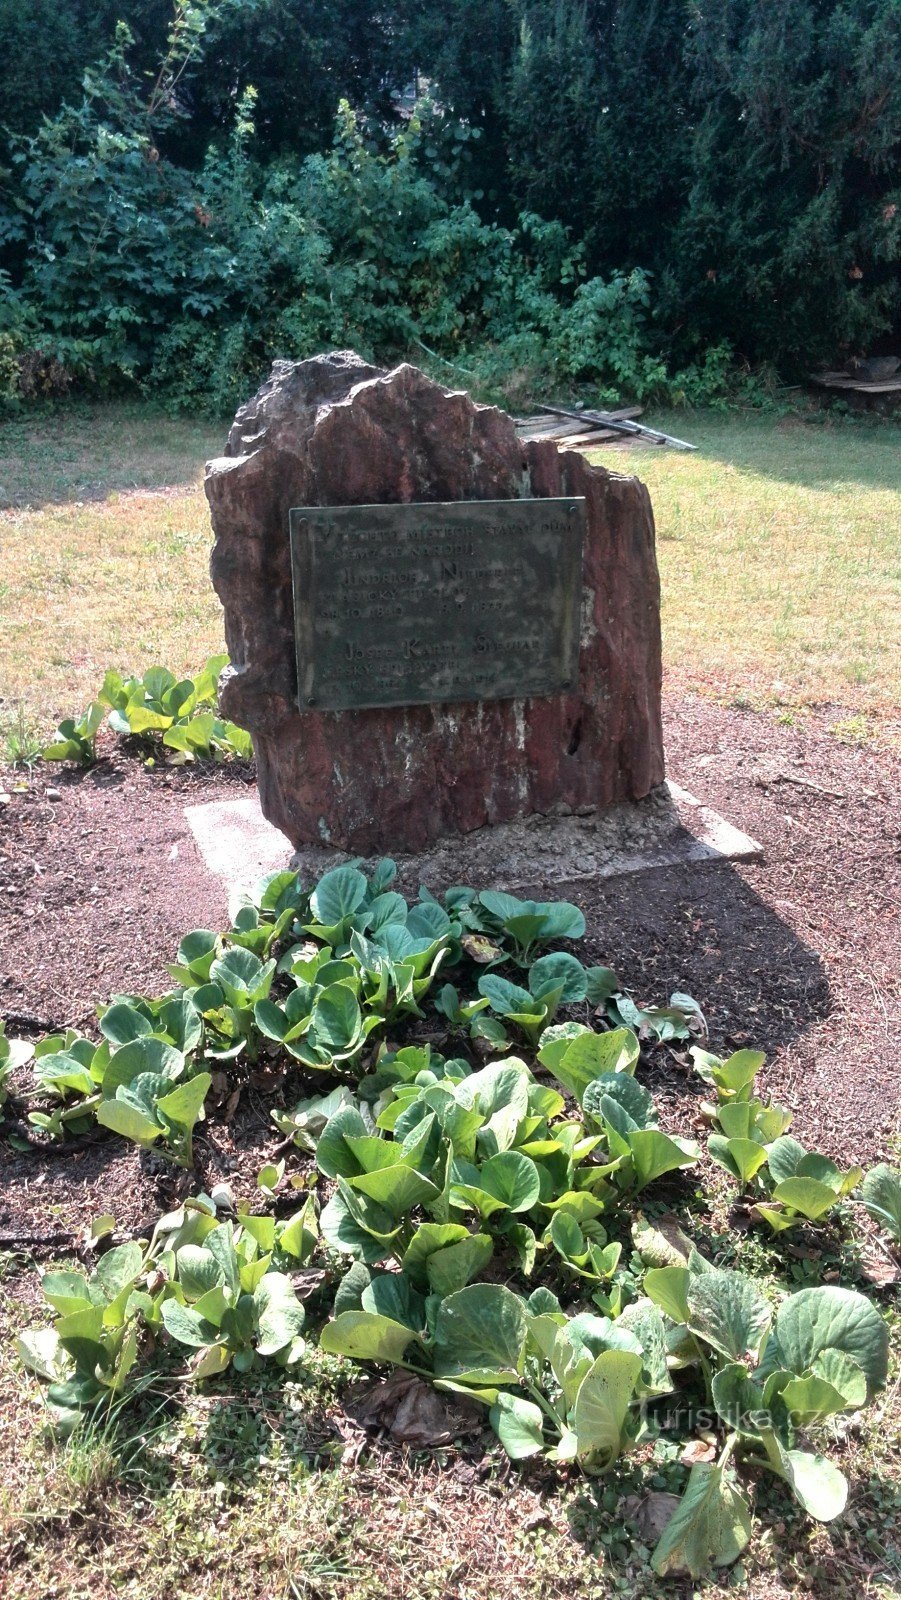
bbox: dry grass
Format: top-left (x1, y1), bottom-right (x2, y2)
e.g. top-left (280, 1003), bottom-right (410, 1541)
top-left (0, 404), bottom-right (224, 737)
top-left (591, 410), bottom-right (901, 715)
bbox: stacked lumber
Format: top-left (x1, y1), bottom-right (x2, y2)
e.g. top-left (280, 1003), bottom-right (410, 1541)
top-left (514, 406), bottom-right (643, 447)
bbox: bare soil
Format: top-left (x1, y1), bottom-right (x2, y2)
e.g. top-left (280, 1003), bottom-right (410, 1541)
top-left (0, 693), bottom-right (898, 1247)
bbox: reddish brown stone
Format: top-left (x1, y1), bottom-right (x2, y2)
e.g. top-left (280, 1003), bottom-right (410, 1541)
top-left (205, 352), bottom-right (664, 853)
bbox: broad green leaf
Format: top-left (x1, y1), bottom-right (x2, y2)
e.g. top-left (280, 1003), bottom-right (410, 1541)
top-left (18, 1326), bottom-right (68, 1382)
top-left (316, 1106), bottom-right (370, 1179)
top-left (311, 983), bottom-right (362, 1052)
top-left (319, 1191), bottom-right (389, 1264)
top-left (765, 1135), bottom-right (807, 1185)
top-left (708, 1135), bottom-right (769, 1185)
top-left (426, 1234), bottom-right (494, 1296)
top-left (99, 1003), bottom-right (154, 1046)
top-left (711, 1363), bottom-right (771, 1433)
top-left (651, 1465), bottom-right (752, 1577)
top-left (41, 1270), bottom-right (98, 1317)
top-left (96, 1096), bottom-right (162, 1148)
top-left (811, 1349), bottom-right (867, 1408)
top-left (616, 1301), bottom-right (672, 1396)
top-left (643, 1266), bottom-right (691, 1324)
top-left (860, 1164), bottom-right (901, 1242)
top-left (349, 1163), bottom-right (440, 1219)
top-left (161, 1298), bottom-right (218, 1349)
top-left (761, 1286), bottom-right (889, 1399)
top-left (478, 974), bottom-right (534, 1016)
top-left (772, 1177), bottom-right (840, 1221)
top-left (584, 966), bottom-right (619, 1004)
top-left (761, 1431), bottom-right (848, 1522)
top-left (545, 1027), bottom-right (640, 1102)
top-left (102, 1036), bottom-right (184, 1095)
top-left (401, 1222), bottom-right (471, 1289)
top-left (158, 1072), bottom-right (210, 1134)
top-left (177, 1244), bottom-right (223, 1299)
top-left (210, 948), bottom-right (275, 1005)
top-left (310, 866), bottom-right (368, 928)
top-left (433, 1284), bottom-right (529, 1385)
top-left (476, 1150), bottom-right (541, 1212)
top-left (361, 1272), bottom-right (425, 1332)
top-left (334, 1261), bottom-right (372, 1315)
top-left (571, 1349), bottom-right (642, 1467)
top-left (254, 1274), bottom-right (306, 1357)
top-left (528, 952), bottom-right (587, 1003)
top-left (687, 1266), bottom-right (772, 1362)
top-left (628, 1129), bottom-right (699, 1190)
top-left (490, 1392), bottom-right (545, 1459)
top-left (583, 1071), bottom-right (654, 1134)
top-left (779, 1373), bottom-right (851, 1427)
top-left (94, 1243), bottom-right (143, 1301)
top-left (319, 1310), bottom-right (416, 1364)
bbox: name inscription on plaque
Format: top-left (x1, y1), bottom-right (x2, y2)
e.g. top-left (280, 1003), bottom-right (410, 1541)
top-left (289, 497), bottom-right (585, 712)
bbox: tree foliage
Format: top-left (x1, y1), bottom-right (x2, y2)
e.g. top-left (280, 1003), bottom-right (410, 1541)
top-left (0, 0), bottom-right (897, 405)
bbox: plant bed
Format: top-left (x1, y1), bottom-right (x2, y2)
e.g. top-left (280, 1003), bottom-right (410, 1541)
top-left (0, 695), bottom-right (899, 1599)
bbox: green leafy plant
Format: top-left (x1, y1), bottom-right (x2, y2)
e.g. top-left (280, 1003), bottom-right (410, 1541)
top-left (0, 1022), bottom-right (34, 1107)
top-left (639, 1239), bottom-right (889, 1576)
top-left (160, 1220), bottom-right (306, 1376)
top-left (99, 657), bottom-right (252, 762)
top-left (18, 1242), bottom-right (149, 1434)
top-left (477, 952), bottom-right (586, 1045)
top-left (751, 1137), bottom-right (863, 1232)
top-left (860, 1163), bottom-right (901, 1246)
top-left (472, 890), bottom-right (585, 965)
top-left (42, 701), bottom-right (104, 765)
top-left (693, 1049), bottom-right (861, 1227)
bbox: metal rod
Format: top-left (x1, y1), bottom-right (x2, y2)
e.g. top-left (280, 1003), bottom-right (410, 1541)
top-left (538, 403), bottom-right (697, 451)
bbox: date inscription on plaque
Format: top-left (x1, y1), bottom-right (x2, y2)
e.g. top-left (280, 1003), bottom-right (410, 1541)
top-left (289, 497), bottom-right (585, 712)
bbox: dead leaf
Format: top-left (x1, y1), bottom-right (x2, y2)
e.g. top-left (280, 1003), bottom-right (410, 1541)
top-left (619, 1491), bottom-right (682, 1543)
top-left (461, 934), bottom-right (503, 964)
top-left (208, 1071), bottom-right (230, 1107)
top-left (680, 1438), bottom-right (717, 1466)
top-left (292, 1268), bottom-right (327, 1300)
top-left (349, 1369), bottom-right (483, 1449)
top-left (860, 1250), bottom-right (900, 1288)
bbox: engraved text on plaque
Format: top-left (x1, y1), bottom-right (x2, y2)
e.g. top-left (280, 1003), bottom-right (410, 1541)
top-left (289, 497), bottom-right (585, 711)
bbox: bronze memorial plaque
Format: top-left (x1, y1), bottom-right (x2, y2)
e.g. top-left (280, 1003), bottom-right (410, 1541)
top-left (289, 497), bottom-right (585, 711)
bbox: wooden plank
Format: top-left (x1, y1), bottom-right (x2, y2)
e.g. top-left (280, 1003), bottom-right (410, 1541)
top-left (809, 373), bottom-right (901, 394)
top-left (552, 428), bottom-right (623, 446)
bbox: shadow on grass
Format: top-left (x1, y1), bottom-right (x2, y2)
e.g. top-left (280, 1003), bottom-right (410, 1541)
top-left (0, 401), bottom-right (225, 510)
top-left (620, 409), bottom-right (901, 493)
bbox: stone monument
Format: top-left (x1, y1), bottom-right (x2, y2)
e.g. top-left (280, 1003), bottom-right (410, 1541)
top-left (205, 351), bottom-right (664, 854)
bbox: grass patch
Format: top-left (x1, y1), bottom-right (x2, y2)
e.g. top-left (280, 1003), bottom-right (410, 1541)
top-left (0, 405), bottom-right (225, 735)
top-left (0, 403), bottom-right (898, 734)
top-left (1, 1265), bottom-right (899, 1600)
top-left (591, 410), bottom-right (901, 714)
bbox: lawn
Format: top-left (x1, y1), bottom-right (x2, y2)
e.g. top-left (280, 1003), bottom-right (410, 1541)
top-left (590, 409), bottom-right (901, 718)
top-left (0, 403), bottom-right (899, 746)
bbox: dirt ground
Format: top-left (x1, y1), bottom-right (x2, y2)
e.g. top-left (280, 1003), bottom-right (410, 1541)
top-left (0, 692), bottom-right (897, 1245)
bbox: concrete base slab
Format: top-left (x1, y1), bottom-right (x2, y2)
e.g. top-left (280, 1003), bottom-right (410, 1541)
top-left (184, 796), bottom-right (295, 892)
top-left (185, 782), bottom-right (762, 895)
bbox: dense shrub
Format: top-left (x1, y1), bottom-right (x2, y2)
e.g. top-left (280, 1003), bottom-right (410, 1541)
top-left (1, 0), bottom-right (897, 407)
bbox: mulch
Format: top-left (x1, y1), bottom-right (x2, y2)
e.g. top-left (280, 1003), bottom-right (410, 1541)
top-left (0, 693), bottom-right (898, 1245)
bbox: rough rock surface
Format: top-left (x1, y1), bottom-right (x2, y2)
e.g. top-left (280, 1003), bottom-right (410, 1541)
top-left (205, 352), bottom-right (664, 852)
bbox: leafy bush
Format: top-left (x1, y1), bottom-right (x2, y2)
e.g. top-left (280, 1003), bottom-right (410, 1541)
top-left (39, 657), bottom-right (252, 767)
top-left (693, 1047), bottom-right (865, 1231)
